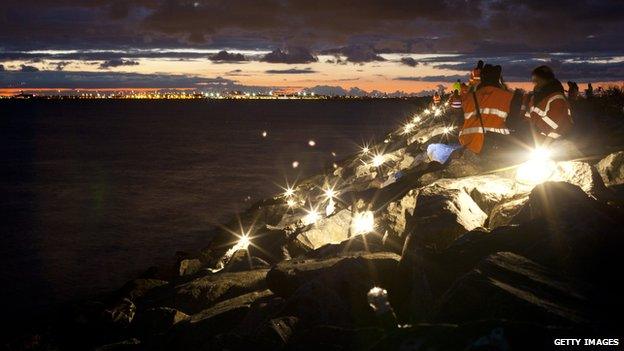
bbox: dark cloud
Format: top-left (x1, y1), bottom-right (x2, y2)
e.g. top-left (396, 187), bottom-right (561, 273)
top-left (1, 1), bottom-right (623, 55)
top-left (54, 61), bottom-right (71, 71)
top-left (261, 48), bottom-right (317, 64)
top-left (209, 50), bottom-right (246, 62)
top-left (99, 59), bottom-right (140, 69)
top-left (395, 74), bottom-right (468, 82)
top-left (323, 46), bottom-right (385, 63)
top-left (400, 57), bottom-right (418, 67)
top-left (265, 67), bottom-right (317, 74)
top-left (434, 55), bottom-right (624, 82)
top-left (19, 64), bottom-right (40, 72)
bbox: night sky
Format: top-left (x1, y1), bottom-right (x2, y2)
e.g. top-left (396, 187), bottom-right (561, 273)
top-left (1, 0), bottom-right (624, 94)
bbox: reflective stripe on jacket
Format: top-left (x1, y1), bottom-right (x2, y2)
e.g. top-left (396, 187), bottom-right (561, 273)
top-left (451, 95), bottom-right (462, 109)
top-left (459, 85), bottom-right (513, 154)
top-left (523, 92), bottom-right (573, 139)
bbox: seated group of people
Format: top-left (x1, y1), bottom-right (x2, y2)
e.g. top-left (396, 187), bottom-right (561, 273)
top-left (432, 61), bottom-right (576, 166)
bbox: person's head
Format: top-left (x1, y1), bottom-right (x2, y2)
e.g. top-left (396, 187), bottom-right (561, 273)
top-left (456, 79), bottom-right (461, 83)
top-left (480, 64), bottom-right (501, 86)
top-left (453, 89), bottom-right (459, 96)
top-left (531, 65), bottom-right (555, 89)
top-left (477, 60), bottom-right (484, 69)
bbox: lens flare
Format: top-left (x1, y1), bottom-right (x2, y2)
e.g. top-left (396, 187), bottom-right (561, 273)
top-left (238, 234), bottom-right (251, 250)
top-left (372, 154), bottom-right (385, 167)
top-left (516, 147), bottom-right (556, 185)
top-left (303, 208), bottom-right (321, 225)
top-left (284, 187), bottom-right (295, 197)
top-left (443, 126), bottom-right (455, 134)
top-left (402, 122), bottom-right (415, 134)
top-left (352, 211), bottom-right (374, 235)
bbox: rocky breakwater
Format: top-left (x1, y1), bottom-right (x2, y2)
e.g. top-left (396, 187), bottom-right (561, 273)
top-left (17, 106), bottom-right (624, 351)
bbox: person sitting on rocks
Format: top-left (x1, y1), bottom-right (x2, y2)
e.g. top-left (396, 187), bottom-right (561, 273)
top-left (521, 65), bottom-right (578, 158)
top-left (458, 64), bottom-right (514, 159)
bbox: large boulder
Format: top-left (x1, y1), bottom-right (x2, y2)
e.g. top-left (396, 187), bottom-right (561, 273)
top-left (177, 258), bottom-right (202, 277)
top-left (102, 298), bottom-right (136, 328)
top-left (132, 307), bottom-right (189, 337)
top-left (294, 209), bottom-right (352, 250)
top-left (432, 252), bottom-right (589, 325)
top-left (273, 252), bottom-right (402, 327)
top-left (431, 174), bottom-right (521, 214)
top-left (596, 151), bottom-right (624, 186)
top-left (160, 290), bottom-right (271, 350)
top-left (406, 185), bottom-right (487, 250)
top-left (144, 269), bottom-right (269, 314)
top-left (378, 189), bottom-right (417, 248)
top-left (266, 252), bottom-right (400, 298)
top-left (487, 195), bottom-right (529, 229)
top-left (550, 160), bottom-right (607, 198)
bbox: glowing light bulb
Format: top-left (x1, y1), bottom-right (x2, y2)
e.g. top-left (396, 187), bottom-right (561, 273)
top-left (402, 122), bottom-right (415, 134)
top-left (530, 147), bottom-right (551, 161)
top-left (413, 116), bottom-right (421, 123)
top-left (292, 161), bottom-right (299, 168)
top-left (372, 154), bottom-right (385, 167)
top-left (515, 147), bottom-right (555, 185)
top-left (443, 126), bottom-right (455, 134)
top-left (423, 108), bottom-right (431, 115)
top-left (308, 140), bottom-right (316, 147)
top-left (434, 109), bottom-right (442, 117)
top-left (284, 187), bottom-right (295, 197)
top-left (323, 187), bottom-right (337, 200)
top-left (287, 198), bottom-right (296, 208)
top-left (352, 211), bottom-right (374, 235)
top-left (361, 145), bottom-right (370, 155)
top-left (444, 101), bottom-right (449, 107)
top-left (261, 130), bottom-right (267, 137)
top-left (303, 208), bottom-right (320, 225)
top-left (238, 234), bottom-right (251, 250)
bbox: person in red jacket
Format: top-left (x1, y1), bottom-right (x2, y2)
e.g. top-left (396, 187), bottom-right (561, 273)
top-left (522, 65), bottom-right (573, 143)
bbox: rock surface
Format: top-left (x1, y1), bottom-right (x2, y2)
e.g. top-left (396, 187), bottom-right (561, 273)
top-left (27, 101), bottom-right (624, 350)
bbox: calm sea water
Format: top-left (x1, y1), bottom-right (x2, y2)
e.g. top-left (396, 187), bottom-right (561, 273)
top-left (1, 99), bottom-right (423, 321)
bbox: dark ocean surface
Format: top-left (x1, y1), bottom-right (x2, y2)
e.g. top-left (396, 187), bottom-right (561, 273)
top-left (1, 99), bottom-right (424, 321)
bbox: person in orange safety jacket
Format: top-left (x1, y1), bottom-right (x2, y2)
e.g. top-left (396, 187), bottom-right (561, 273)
top-left (459, 64), bottom-right (513, 154)
top-left (521, 65), bottom-right (573, 141)
top-left (469, 60), bottom-right (484, 87)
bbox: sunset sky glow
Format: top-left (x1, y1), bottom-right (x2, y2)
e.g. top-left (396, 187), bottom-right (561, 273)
top-left (2, 1), bottom-right (624, 94)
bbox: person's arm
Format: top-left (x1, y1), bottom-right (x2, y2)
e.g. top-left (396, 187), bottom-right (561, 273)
top-left (531, 96), bottom-right (570, 139)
